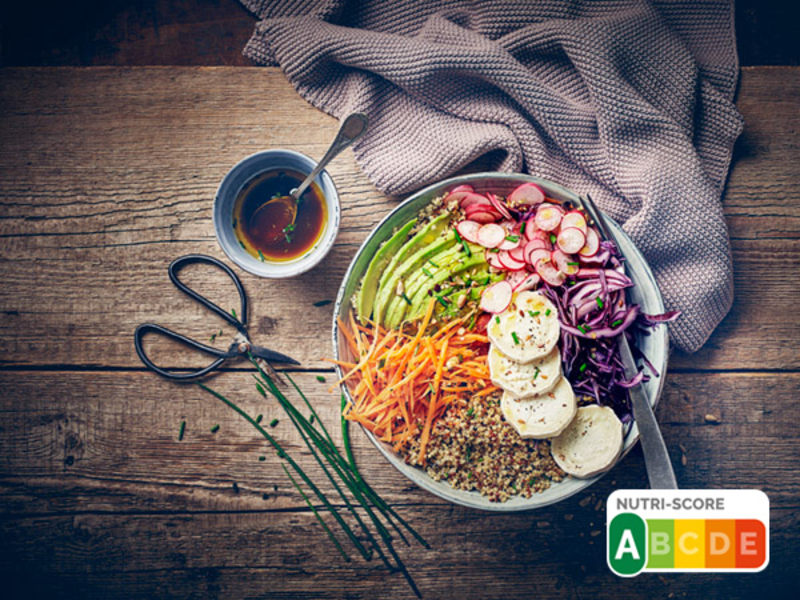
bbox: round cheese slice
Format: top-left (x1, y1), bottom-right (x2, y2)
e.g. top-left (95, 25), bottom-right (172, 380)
top-left (487, 291), bottom-right (559, 363)
top-left (488, 344), bottom-right (561, 398)
top-left (500, 377), bottom-right (576, 439)
top-left (551, 405), bottom-right (624, 479)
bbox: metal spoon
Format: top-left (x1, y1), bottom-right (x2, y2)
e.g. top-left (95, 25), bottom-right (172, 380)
top-left (249, 113), bottom-right (369, 232)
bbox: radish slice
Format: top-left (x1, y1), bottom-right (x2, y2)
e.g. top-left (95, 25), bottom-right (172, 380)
top-left (456, 220), bottom-right (482, 244)
top-left (477, 223), bottom-right (506, 249)
top-left (498, 250), bottom-right (526, 271)
top-left (579, 228), bottom-right (600, 257)
top-left (487, 192), bottom-right (512, 220)
top-left (460, 193), bottom-right (493, 209)
top-left (535, 203), bottom-right (564, 232)
top-left (485, 249), bottom-right (504, 270)
top-left (505, 270), bottom-right (527, 288)
top-left (509, 245), bottom-right (526, 262)
top-left (507, 183), bottom-right (546, 206)
top-left (523, 217), bottom-right (539, 241)
top-left (449, 184), bottom-right (474, 195)
top-left (498, 235), bottom-right (521, 251)
top-left (464, 200), bottom-right (496, 214)
top-left (480, 280), bottom-right (513, 313)
top-left (525, 247), bottom-right (551, 268)
top-left (556, 227), bottom-right (586, 254)
top-left (524, 238), bottom-right (548, 252)
top-left (468, 211), bottom-right (499, 224)
top-left (560, 210), bottom-right (588, 235)
top-left (514, 273), bottom-right (540, 292)
top-left (535, 258), bottom-right (566, 287)
top-left (552, 249), bottom-right (579, 276)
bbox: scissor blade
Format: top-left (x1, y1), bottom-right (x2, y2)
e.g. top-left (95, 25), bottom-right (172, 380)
top-left (250, 346), bottom-right (301, 366)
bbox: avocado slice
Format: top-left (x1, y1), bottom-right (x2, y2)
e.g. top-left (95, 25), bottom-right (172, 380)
top-left (374, 228), bottom-right (456, 325)
top-left (386, 245), bottom-right (486, 328)
top-left (373, 212), bottom-right (452, 322)
top-left (355, 219), bottom-right (417, 323)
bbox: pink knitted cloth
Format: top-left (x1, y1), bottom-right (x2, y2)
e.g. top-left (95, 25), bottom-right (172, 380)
top-left (240, 0), bottom-right (743, 352)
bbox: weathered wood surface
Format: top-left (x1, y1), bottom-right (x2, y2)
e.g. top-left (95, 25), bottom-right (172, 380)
top-left (0, 67), bottom-right (798, 372)
top-left (0, 66), bottom-right (798, 599)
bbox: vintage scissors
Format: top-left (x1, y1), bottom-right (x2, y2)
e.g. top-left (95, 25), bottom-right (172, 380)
top-left (134, 254), bottom-right (299, 380)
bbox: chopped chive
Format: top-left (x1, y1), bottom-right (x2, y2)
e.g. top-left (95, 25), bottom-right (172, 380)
top-left (401, 292), bottom-right (413, 305)
top-left (427, 383), bottom-right (435, 396)
top-left (577, 325), bottom-right (588, 334)
top-left (178, 420), bottom-right (186, 441)
top-left (468, 313), bottom-right (477, 330)
top-left (239, 240), bottom-right (246, 250)
top-left (378, 358), bottom-right (386, 369)
top-left (489, 248), bottom-right (500, 253)
top-left (550, 234), bottom-right (557, 244)
top-left (316, 375), bottom-right (326, 383)
top-left (520, 222), bottom-right (526, 235)
top-left (505, 235), bottom-right (520, 243)
top-left (269, 418), bottom-right (279, 427)
top-left (436, 296), bottom-right (450, 308)
top-left (596, 297), bottom-right (604, 309)
top-left (545, 309), bottom-right (552, 316)
top-left (511, 331), bottom-right (520, 345)
top-left (211, 424), bottom-right (220, 433)
top-left (428, 259), bottom-right (439, 268)
top-left (313, 300), bottom-right (332, 307)
top-left (529, 310), bottom-right (540, 317)
top-left (231, 308), bottom-right (237, 319)
top-left (454, 229), bottom-right (471, 257)
top-left (310, 415), bottom-right (315, 424)
top-left (209, 332), bottom-right (217, 343)
top-left (259, 456), bottom-right (266, 461)
top-left (258, 249), bottom-right (266, 262)
top-left (422, 268), bottom-right (434, 278)
top-left (580, 363), bottom-right (588, 373)
top-left (495, 316), bottom-right (500, 324)
top-left (255, 414), bottom-right (263, 424)
top-left (567, 262), bottom-right (579, 266)
top-left (480, 276), bottom-right (491, 285)
top-left (611, 319), bottom-right (624, 328)
top-left (466, 407), bottom-right (474, 418)
top-left (533, 369), bottom-right (539, 380)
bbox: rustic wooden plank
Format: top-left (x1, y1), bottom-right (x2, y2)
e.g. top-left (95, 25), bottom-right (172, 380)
top-left (0, 507), bottom-right (795, 600)
top-left (0, 67), bottom-right (798, 371)
top-left (0, 371), bottom-right (797, 516)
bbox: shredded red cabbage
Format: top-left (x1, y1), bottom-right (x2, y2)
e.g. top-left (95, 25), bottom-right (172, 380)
top-left (541, 240), bottom-right (679, 424)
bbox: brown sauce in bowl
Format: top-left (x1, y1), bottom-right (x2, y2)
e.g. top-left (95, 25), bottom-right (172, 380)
top-left (233, 169), bottom-right (327, 262)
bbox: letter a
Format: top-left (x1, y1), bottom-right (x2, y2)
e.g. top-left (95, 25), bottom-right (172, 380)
top-left (615, 529), bottom-right (641, 561)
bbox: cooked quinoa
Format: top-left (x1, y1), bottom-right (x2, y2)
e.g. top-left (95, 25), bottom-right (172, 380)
top-left (401, 391), bottom-right (566, 502)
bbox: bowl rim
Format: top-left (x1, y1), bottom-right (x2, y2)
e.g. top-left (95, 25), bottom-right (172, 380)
top-left (212, 149), bottom-right (341, 279)
top-left (332, 172), bottom-right (669, 512)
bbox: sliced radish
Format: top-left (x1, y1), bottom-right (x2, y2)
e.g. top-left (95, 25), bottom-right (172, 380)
top-left (464, 201), bottom-right (496, 215)
top-left (526, 247), bottom-right (551, 268)
top-left (498, 235), bottom-right (521, 251)
top-left (449, 184), bottom-right (474, 195)
top-left (505, 270), bottom-right (528, 288)
top-left (456, 220), bottom-right (481, 244)
top-left (560, 210), bottom-right (588, 235)
top-left (523, 217), bottom-right (539, 241)
top-left (498, 250), bottom-right (526, 271)
top-left (485, 249), bottom-right (504, 270)
top-left (480, 281), bottom-right (513, 314)
top-left (509, 245), bottom-right (526, 262)
top-left (579, 228), bottom-right (600, 257)
top-left (535, 258), bottom-right (566, 287)
top-left (535, 203), bottom-right (564, 232)
top-left (507, 183), bottom-right (546, 206)
top-left (514, 273), bottom-right (540, 292)
top-left (460, 193), bottom-right (493, 209)
top-left (556, 227), bottom-right (586, 254)
top-left (477, 223), bottom-right (506, 248)
top-left (487, 192), bottom-right (512, 220)
top-left (552, 249), bottom-right (579, 276)
top-left (468, 211), bottom-right (499, 224)
top-left (524, 238), bottom-right (548, 252)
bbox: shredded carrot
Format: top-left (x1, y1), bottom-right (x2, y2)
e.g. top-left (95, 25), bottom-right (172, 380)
top-left (340, 300), bottom-right (496, 463)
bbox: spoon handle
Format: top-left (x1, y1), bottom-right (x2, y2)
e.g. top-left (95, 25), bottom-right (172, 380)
top-left (292, 113), bottom-right (369, 200)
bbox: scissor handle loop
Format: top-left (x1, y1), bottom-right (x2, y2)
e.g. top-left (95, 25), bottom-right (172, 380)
top-left (168, 255), bottom-right (248, 333)
top-left (134, 323), bottom-right (233, 381)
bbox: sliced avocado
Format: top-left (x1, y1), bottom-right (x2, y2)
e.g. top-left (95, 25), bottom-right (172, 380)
top-left (373, 213), bottom-right (452, 320)
top-left (374, 228), bottom-right (456, 325)
top-left (355, 219), bottom-right (417, 323)
top-left (386, 244), bottom-right (486, 328)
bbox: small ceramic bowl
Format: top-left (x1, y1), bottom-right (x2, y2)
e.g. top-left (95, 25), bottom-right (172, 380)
top-left (213, 149), bottom-right (341, 278)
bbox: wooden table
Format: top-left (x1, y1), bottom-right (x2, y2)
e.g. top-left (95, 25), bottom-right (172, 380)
top-left (0, 66), bottom-right (797, 599)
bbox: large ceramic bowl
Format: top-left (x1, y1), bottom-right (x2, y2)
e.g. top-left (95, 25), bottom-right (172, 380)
top-left (333, 173), bottom-right (668, 511)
